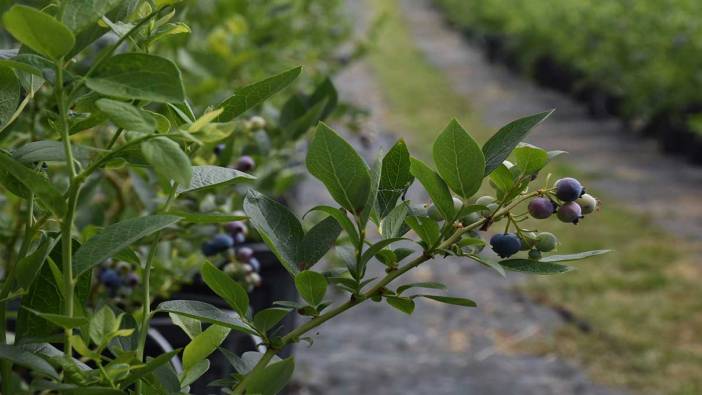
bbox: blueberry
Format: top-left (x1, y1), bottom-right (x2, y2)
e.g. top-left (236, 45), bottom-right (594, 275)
top-left (535, 232), bottom-right (558, 252)
top-left (126, 272), bottom-right (139, 287)
top-left (476, 195), bottom-right (496, 206)
top-left (555, 177), bottom-right (583, 202)
top-left (213, 143), bottom-right (225, 156)
top-left (236, 247), bottom-right (254, 262)
top-left (557, 202), bottom-right (583, 224)
top-left (519, 231), bottom-right (537, 251)
top-left (576, 193), bottom-right (598, 215)
top-left (528, 249), bottom-right (542, 260)
top-left (225, 221), bottom-right (248, 236)
top-left (248, 272), bottom-right (262, 286)
top-left (99, 269), bottom-right (121, 288)
top-left (249, 257), bottom-right (261, 272)
top-left (528, 197), bottom-right (555, 219)
top-left (201, 242), bottom-right (218, 256)
top-left (489, 233), bottom-right (521, 258)
top-left (233, 233), bottom-right (246, 244)
top-left (235, 155), bottom-right (255, 172)
top-left (462, 211), bottom-right (481, 226)
top-left (211, 234), bottom-right (234, 251)
top-left (248, 116), bottom-right (266, 131)
top-left (116, 261), bottom-right (130, 274)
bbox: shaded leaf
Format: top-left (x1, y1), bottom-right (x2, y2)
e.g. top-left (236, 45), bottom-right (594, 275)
top-left (500, 259), bottom-right (573, 274)
top-left (201, 261), bottom-right (249, 316)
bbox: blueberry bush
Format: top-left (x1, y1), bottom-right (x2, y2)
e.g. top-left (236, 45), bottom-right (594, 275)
top-left (0, 1), bottom-right (609, 394)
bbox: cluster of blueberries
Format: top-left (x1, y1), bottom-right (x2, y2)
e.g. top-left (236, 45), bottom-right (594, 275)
top-left (489, 177), bottom-right (598, 259)
top-left (98, 259), bottom-right (140, 297)
top-left (201, 221), bottom-right (262, 291)
top-left (213, 115), bottom-right (266, 172)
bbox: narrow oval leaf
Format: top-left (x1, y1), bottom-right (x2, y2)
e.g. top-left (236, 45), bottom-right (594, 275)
top-left (294, 271), bottom-right (327, 306)
top-left (253, 308), bottom-right (290, 333)
top-left (0, 152), bottom-right (66, 216)
top-left (72, 215), bottom-right (180, 276)
top-left (243, 190), bottom-right (303, 275)
top-left (386, 296), bottom-right (415, 315)
top-left (380, 201), bottom-right (410, 239)
top-left (377, 139), bottom-right (412, 218)
top-left (409, 158), bottom-right (454, 220)
top-left (182, 324), bottom-right (230, 371)
top-left (141, 137), bottom-right (192, 187)
top-left (306, 122), bottom-right (370, 213)
top-left (218, 66), bottom-right (302, 121)
top-left (176, 165), bottom-right (255, 194)
top-left (201, 261), bottom-right (249, 317)
top-left (2, 5), bottom-right (75, 60)
top-left (96, 99), bottom-right (156, 133)
top-left (86, 53), bottom-right (185, 103)
top-left (301, 216), bottom-right (341, 269)
top-left (360, 237), bottom-right (405, 272)
top-left (245, 358), bottom-right (295, 395)
top-left (61, 0), bottom-right (123, 33)
top-left (500, 259), bottom-right (573, 275)
top-left (156, 300), bottom-right (255, 335)
top-left (414, 295), bottom-right (477, 307)
top-left (396, 282), bottom-right (447, 295)
top-left (539, 249), bottom-right (612, 263)
top-left (433, 119), bottom-right (485, 198)
top-left (0, 65), bottom-right (20, 128)
top-left (166, 211), bottom-right (247, 224)
top-left (305, 205), bottom-right (359, 248)
top-left (0, 344), bottom-right (58, 379)
top-left (23, 307), bottom-right (88, 329)
top-left (16, 235), bottom-right (56, 289)
top-left (482, 110), bottom-right (553, 175)
top-left (13, 140), bottom-right (97, 163)
top-left (514, 144), bottom-right (549, 175)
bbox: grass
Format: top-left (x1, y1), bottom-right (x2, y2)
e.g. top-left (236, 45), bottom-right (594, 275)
top-left (365, 0), bottom-right (702, 393)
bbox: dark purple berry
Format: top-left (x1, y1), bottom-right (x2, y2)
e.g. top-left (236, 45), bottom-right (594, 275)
top-left (489, 233), bottom-right (521, 258)
top-left (214, 144), bottom-right (225, 156)
top-left (249, 257), bottom-right (261, 272)
top-left (225, 221), bottom-right (248, 236)
top-left (555, 177), bottom-right (583, 202)
top-left (235, 155), bottom-right (255, 172)
top-left (528, 197), bottom-right (555, 219)
top-left (126, 272), bottom-right (139, 287)
top-left (99, 269), bottom-right (121, 288)
top-left (201, 242), bottom-right (218, 256)
top-left (236, 247), bottom-right (254, 262)
top-left (211, 234), bottom-right (234, 252)
top-left (557, 201), bottom-right (583, 224)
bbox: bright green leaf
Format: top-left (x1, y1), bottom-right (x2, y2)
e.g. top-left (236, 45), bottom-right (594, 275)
top-left (514, 144), bottom-right (549, 175)
top-left (2, 5), bottom-right (75, 60)
top-left (414, 294), bottom-right (477, 307)
top-left (176, 165), bottom-right (255, 195)
top-left (245, 357), bottom-right (295, 395)
top-left (433, 119), bottom-right (485, 198)
top-left (24, 307), bottom-right (87, 329)
top-left (141, 136), bottom-right (192, 186)
top-left (182, 324), bottom-right (230, 371)
top-left (201, 261), bottom-right (249, 317)
top-left (295, 271), bottom-right (327, 306)
top-left (61, 0), bottom-right (123, 32)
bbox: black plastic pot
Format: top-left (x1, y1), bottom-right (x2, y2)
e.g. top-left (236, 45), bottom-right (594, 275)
top-left (150, 243), bottom-right (297, 393)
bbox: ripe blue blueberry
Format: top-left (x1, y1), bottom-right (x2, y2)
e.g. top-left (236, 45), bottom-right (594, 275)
top-left (213, 143), bottom-right (225, 156)
top-left (235, 155), bottom-right (255, 172)
top-left (99, 269), bottom-right (121, 289)
top-left (576, 193), bottom-right (598, 214)
top-left (201, 242), bottom-right (218, 256)
top-left (490, 233), bottom-right (521, 258)
top-left (555, 177), bottom-right (583, 202)
top-left (211, 234), bottom-right (234, 252)
top-left (528, 197), bottom-right (555, 219)
top-left (236, 247), bottom-right (254, 262)
top-left (557, 201), bottom-right (583, 224)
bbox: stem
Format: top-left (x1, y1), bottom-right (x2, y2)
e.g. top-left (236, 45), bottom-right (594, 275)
top-left (106, 128), bottom-right (124, 149)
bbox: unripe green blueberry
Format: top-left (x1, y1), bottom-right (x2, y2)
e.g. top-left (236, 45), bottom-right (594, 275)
top-left (462, 211), bottom-right (481, 226)
top-left (535, 232), bottom-right (558, 252)
top-left (519, 232), bottom-right (537, 251)
top-left (248, 116), bottom-right (266, 131)
top-left (557, 201), bottom-right (583, 224)
top-left (576, 193), bottom-right (598, 215)
top-left (476, 195), bottom-right (497, 206)
top-left (528, 249), bottom-right (542, 260)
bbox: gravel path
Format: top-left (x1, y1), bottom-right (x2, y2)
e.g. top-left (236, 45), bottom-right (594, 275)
top-left (288, 1), bottom-right (637, 394)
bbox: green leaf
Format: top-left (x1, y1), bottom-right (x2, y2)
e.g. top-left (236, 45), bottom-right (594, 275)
top-left (253, 308), bottom-right (290, 333)
top-left (404, 214), bottom-right (440, 245)
top-left (0, 152), bottom-right (66, 216)
top-left (168, 313), bottom-right (201, 340)
top-left (513, 144), bottom-right (549, 175)
top-left (377, 139), bottom-right (412, 218)
top-left (16, 235), bottom-right (56, 289)
top-left (218, 66), bottom-right (302, 121)
top-left (245, 357), bottom-right (295, 395)
top-left (243, 190), bottom-right (303, 276)
top-left (2, 5), bottom-right (75, 60)
top-left (409, 158), bottom-right (454, 220)
top-left (306, 122), bottom-right (370, 213)
top-left (13, 140), bottom-right (97, 164)
top-left (24, 307), bottom-right (88, 329)
top-left (182, 324), bottom-right (230, 371)
top-left (539, 249), bottom-right (611, 262)
top-left (0, 65), bottom-right (20, 128)
top-left (396, 282), bottom-right (447, 295)
top-left (468, 255), bottom-right (506, 277)
top-left (141, 136), bottom-right (192, 186)
top-left (0, 344), bottom-right (58, 379)
top-left (86, 53), bottom-right (185, 103)
top-left (96, 99), bottom-right (156, 133)
top-left (306, 205), bottom-right (359, 248)
top-left (120, 350), bottom-right (180, 388)
top-left (301, 216), bottom-right (341, 269)
top-left (359, 238), bottom-right (405, 275)
top-left (201, 261), bottom-right (249, 317)
top-left (489, 164), bottom-right (515, 195)
top-left (89, 305), bottom-right (118, 345)
top-left (61, 0), bottom-right (122, 32)
top-left (433, 119), bottom-right (485, 198)
top-left (72, 215), bottom-right (180, 276)
top-left (294, 271), bottom-right (327, 306)
top-left (380, 201), bottom-right (410, 239)
top-left (157, 300), bottom-right (255, 334)
top-left (176, 165), bottom-right (255, 194)
top-left (482, 110), bottom-right (553, 175)
top-left (386, 296), bottom-right (415, 314)
top-left (413, 295), bottom-right (477, 307)
top-left (180, 359), bottom-right (209, 388)
top-left (166, 211), bottom-right (247, 224)
top-left (500, 259), bottom-right (573, 274)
